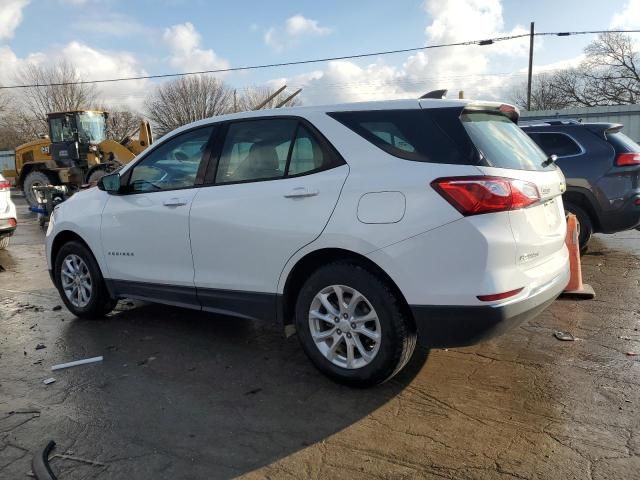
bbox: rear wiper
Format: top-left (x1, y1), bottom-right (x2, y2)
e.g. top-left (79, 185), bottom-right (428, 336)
top-left (541, 154), bottom-right (558, 168)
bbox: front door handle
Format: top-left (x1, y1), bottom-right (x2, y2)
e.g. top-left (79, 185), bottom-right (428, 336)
top-left (163, 198), bottom-right (188, 207)
top-left (283, 187), bottom-right (319, 198)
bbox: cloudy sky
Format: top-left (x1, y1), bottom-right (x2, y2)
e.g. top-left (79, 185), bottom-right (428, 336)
top-left (1, 0), bottom-right (640, 110)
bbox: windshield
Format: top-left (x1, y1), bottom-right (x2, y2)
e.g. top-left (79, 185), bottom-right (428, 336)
top-left (462, 112), bottom-right (554, 171)
top-left (76, 111), bottom-right (107, 144)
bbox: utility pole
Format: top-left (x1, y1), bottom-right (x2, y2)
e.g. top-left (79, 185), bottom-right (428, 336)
top-left (527, 21), bottom-right (534, 111)
top-left (233, 89), bottom-right (237, 113)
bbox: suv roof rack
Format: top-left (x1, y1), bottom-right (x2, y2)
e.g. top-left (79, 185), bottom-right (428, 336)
top-left (519, 118), bottom-right (582, 126)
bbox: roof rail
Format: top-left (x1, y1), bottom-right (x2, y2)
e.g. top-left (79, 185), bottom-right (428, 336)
top-left (420, 89), bottom-right (448, 99)
top-left (519, 118), bottom-right (582, 126)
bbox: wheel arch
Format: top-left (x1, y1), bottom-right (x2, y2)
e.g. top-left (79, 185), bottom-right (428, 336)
top-left (279, 247), bottom-right (415, 331)
top-left (563, 187), bottom-right (601, 231)
top-left (19, 163), bottom-right (59, 189)
top-left (51, 230), bottom-right (93, 275)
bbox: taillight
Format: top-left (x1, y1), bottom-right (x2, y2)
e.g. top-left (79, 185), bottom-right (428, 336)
top-left (615, 153), bottom-right (640, 166)
top-left (431, 176), bottom-right (540, 216)
top-left (477, 287), bottom-right (523, 302)
top-left (8, 218), bottom-right (16, 227)
top-left (0, 180), bottom-right (10, 191)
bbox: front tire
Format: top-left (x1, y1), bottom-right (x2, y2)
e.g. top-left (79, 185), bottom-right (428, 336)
top-left (23, 171), bottom-right (53, 208)
top-left (564, 202), bottom-right (592, 254)
top-left (54, 241), bottom-right (116, 318)
top-left (295, 262), bottom-right (416, 387)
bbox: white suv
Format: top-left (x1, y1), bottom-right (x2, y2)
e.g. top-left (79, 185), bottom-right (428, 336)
top-left (0, 173), bottom-right (17, 249)
top-left (46, 99), bottom-right (569, 386)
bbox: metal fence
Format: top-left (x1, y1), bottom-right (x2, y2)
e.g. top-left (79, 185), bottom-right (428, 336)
top-left (520, 105), bottom-right (640, 141)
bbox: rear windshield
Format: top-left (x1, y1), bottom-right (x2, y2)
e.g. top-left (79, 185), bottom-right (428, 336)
top-left (462, 112), bottom-right (553, 171)
top-left (606, 131), bottom-right (640, 154)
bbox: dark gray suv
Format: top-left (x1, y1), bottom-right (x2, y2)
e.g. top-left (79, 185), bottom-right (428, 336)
top-left (520, 119), bottom-right (640, 251)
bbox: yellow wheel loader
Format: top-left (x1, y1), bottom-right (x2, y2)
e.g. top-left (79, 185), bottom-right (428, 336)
top-left (13, 110), bottom-right (153, 212)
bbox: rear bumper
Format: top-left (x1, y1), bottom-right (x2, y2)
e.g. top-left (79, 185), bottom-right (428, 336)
top-left (0, 224), bottom-right (16, 239)
top-left (598, 194), bottom-right (640, 233)
top-left (410, 266), bottom-right (569, 348)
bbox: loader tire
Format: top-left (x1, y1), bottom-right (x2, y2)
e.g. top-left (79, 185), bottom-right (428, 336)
top-left (23, 171), bottom-right (53, 208)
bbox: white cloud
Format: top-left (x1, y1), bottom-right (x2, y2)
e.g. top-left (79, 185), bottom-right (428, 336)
top-left (61, 42), bottom-right (150, 110)
top-left (163, 22), bottom-right (229, 73)
top-left (611, 0), bottom-right (640, 28)
top-left (71, 13), bottom-right (151, 37)
top-left (264, 14), bottom-right (332, 52)
top-left (0, 0), bottom-right (29, 40)
top-left (277, 0), bottom-right (535, 105)
top-left (0, 42), bottom-right (150, 111)
top-left (286, 14), bottom-right (331, 36)
top-left (264, 27), bottom-right (281, 53)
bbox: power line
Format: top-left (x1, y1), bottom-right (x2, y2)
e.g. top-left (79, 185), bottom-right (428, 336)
top-left (3, 29), bottom-right (639, 90)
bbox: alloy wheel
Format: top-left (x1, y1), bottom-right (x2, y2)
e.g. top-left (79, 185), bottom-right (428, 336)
top-left (308, 285), bottom-right (382, 369)
top-left (60, 254), bottom-right (93, 308)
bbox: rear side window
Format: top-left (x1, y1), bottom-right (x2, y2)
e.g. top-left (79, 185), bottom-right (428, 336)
top-left (215, 119), bottom-right (296, 184)
top-left (606, 131), bottom-right (640, 154)
top-left (328, 109), bottom-right (476, 165)
top-left (527, 132), bottom-right (582, 157)
top-left (462, 112), bottom-right (552, 171)
top-left (288, 126), bottom-right (327, 176)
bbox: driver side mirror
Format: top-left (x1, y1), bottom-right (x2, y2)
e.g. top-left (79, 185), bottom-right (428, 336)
top-left (98, 173), bottom-right (121, 194)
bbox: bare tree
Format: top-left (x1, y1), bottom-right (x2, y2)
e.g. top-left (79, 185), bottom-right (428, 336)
top-left (510, 73), bottom-right (573, 111)
top-left (236, 85), bottom-right (301, 112)
top-left (104, 108), bottom-right (143, 141)
top-left (0, 88), bottom-right (29, 149)
top-left (146, 76), bottom-right (232, 136)
top-left (511, 33), bottom-right (640, 110)
top-left (13, 60), bottom-right (98, 138)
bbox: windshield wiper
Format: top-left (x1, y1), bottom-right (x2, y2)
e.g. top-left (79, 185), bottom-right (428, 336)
top-left (541, 154), bottom-right (558, 168)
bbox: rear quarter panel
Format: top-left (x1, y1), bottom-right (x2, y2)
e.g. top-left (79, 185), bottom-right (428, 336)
top-left (277, 111), bottom-right (481, 293)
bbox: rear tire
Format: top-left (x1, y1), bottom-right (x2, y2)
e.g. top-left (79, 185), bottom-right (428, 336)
top-left (23, 171), bottom-right (53, 208)
top-left (564, 202), bottom-right (592, 254)
top-left (295, 261), bottom-right (416, 387)
top-left (54, 241), bottom-right (116, 318)
top-left (0, 237), bottom-right (9, 250)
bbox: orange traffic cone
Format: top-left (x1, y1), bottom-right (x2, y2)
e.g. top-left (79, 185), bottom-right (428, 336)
top-left (560, 213), bottom-right (595, 299)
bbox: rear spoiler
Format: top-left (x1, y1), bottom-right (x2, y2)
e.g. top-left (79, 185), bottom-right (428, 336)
top-left (583, 122), bottom-right (623, 139)
top-left (462, 103), bottom-right (520, 123)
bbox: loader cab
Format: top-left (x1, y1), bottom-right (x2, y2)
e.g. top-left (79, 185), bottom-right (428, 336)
top-left (47, 111), bottom-right (108, 167)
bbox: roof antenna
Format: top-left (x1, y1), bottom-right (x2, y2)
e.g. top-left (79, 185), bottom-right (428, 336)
top-left (420, 89), bottom-right (448, 99)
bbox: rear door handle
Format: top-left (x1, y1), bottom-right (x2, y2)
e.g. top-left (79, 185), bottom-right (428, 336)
top-left (283, 187), bottom-right (319, 198)
top-left (163, 198), bottom-right (188, 207)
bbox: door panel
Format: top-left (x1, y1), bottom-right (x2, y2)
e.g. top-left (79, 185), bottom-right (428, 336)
top-left (190, 165), bottom-right (349, 296)
top-left (100, 126), bottom-right (214, 301)
top-left (101, 189), bottom-right (199, 287)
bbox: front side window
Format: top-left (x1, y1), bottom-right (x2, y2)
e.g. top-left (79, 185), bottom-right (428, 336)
top-left (527, 132), bottom-right (582, 157)
top-left (128, 126), bottom-right (213, 193)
